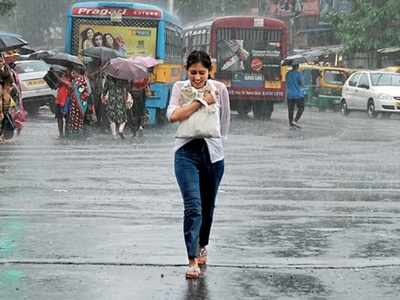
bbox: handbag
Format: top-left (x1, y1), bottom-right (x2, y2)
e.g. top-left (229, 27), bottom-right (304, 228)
top-left (175, 81), bottom-right (221, 138)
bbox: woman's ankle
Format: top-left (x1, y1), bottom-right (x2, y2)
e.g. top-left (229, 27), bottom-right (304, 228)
top-left (188, 258), bottom-right (198, 266)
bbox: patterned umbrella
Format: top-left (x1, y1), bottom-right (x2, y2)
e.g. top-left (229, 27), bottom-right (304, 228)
top-left (131, 56), bottom-right (159, 68)
top-left (103, 57), bottom-right (148, 81)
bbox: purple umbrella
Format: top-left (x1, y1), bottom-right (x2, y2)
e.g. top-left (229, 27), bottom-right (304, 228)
top-left (131, 56), bottom-right (159, 68)
top-left (103, 57), bottom-right (148, 81)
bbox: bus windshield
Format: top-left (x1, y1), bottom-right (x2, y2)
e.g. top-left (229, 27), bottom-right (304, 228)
top-left (216, 28), bottom-right (282, 81)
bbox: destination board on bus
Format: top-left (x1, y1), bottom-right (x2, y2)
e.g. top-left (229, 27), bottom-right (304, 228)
top-left (72, 7), bottom-right (161, 18)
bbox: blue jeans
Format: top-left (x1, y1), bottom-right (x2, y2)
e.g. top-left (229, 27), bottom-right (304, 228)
top-left (174, 139), bottom-right (224, 259)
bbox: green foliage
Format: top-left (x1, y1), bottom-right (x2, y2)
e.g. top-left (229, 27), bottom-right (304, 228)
top-left (0, 0), bottom-right (16, 16)
top-left (329, 0), bottom-right (400, 53)
top-left (175, 0), bottom-right (249, 23)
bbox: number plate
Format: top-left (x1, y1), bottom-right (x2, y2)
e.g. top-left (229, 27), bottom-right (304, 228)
top-left (26, 79), bottom-right (46, 86)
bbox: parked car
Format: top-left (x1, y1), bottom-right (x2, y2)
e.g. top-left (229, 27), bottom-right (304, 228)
top-left (340, 71), bottom-right (400, 118)
top-left (14, 60), bottom-right (56, 116)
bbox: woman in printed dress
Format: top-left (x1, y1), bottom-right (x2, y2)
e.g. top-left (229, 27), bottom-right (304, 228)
top-left (101, 75), bottom-right (129, 139)
top-left (65, 69), bottom-right (91, 138)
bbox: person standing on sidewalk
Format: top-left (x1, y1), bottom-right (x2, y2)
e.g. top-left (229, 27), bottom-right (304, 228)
top-left (286, 64), bottom-right (305, 128)
top-left (167, 50), bottom-right (230, 279)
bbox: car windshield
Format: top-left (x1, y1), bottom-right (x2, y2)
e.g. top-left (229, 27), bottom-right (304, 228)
top-left (15, 61), bottom-right (49, 74)
top-left (371, 73), bottom-right (400, 86)
top-left (324, 70), bottom-right (347, 85)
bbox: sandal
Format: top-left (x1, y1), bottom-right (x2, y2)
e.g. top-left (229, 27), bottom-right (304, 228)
top-left (185, 265), bottom-right (201, 279)
top-left (197, 248), bottom-right (208, 265)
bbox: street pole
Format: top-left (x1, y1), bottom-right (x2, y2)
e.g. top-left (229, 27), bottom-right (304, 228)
top-left (168, 0), bottom-right (174, 14)
top-left (289, 17), bottom-right (295, 55)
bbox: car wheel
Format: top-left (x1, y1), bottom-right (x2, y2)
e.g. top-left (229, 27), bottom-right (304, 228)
top-left (367, 100), bottom-right (377, 118)
top-left (332, 104), bottom-right (340, 112)
top-left (237, 102), bottom-right (252, 118)
top-left (340, 100), bottom-right (349, 116)
top-left (253, 101), bottom-right (265, 120)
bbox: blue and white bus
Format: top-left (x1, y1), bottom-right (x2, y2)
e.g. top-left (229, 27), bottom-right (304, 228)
top-left (65, 1), bottom-right (183, 124)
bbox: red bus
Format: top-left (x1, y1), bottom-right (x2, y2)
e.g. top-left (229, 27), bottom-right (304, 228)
top-left (184, 16), bottom-right (288, 119)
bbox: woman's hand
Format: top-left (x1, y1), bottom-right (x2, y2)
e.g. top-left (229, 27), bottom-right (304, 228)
top-left (169, 101), bottom-right (202, 123)
top-left (101, 94), bottom-right (108, 104)
top-left (203, 90), bottom-right (216, 105)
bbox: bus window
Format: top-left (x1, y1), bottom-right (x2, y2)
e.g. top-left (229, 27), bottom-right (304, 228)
top-left (165, 25), bottom-right (182, 64)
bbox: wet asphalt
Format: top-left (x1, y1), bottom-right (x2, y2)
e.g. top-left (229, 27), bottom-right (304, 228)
top-left (1, 105), bottom-right (400, 299)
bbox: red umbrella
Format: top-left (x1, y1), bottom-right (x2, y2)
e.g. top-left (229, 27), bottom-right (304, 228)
top-left (131, 56), bottom-right (159, 68)
top-left (103, 57), bottom-right (148, 81)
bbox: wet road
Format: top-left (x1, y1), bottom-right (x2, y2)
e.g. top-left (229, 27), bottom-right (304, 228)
top-left (1, 106), bottom-right (400, 299)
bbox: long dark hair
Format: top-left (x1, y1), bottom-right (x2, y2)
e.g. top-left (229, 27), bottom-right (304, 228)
top-left (186, 50), bottom-right (212, 72)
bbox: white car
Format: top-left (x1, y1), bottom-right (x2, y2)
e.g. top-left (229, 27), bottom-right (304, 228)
top-left (340, 71), bottom-right (400, 118)
top-left (14, 60), bottom-right (56, 115)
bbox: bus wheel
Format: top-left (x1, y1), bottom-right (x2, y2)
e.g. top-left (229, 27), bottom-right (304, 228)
top-left (264, 102), bottom-right (274, 120)
top-left (237, 102), bottom-right (251, 118)
top-left (253, 102), bottom-right (273, 120)
top-left (253, 102), bottom-right (265, 120)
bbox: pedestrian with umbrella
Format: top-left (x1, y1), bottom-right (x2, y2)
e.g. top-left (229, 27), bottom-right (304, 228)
top-left (82, 47), bottom-right (125, 131)
top-left (43, 53), bottom-right (91, 138)
top-left (65, 67), bottom-right (91, 138)
top-left (0, 75), bottom-right (17, 142)
top-left (128, 78), bottom-right (149, 137)
top-left (128, 56), bottom-right (159, 137)
top-left (102, 58), bottom-right (148, 139)
top-left (0, 33), bottom-right (28, 136)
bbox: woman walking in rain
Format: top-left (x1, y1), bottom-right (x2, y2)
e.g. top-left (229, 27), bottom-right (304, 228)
top-left (65, 68), bottom-right (91, 138)
top-left (128, 79), bottom-right (149, 137)
top-left (167, 50), bottom-right (230, 279)
top-left (0, 76), bottom-right (17, 142)
top-left (101, 75), bottom-right (129, 139)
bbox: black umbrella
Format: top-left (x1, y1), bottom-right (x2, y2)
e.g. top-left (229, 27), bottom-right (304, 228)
top-left (42, 52), bottom-right (84, 69)
top-left (29, 50), bottom-right (56, 60)
top-left (281, 55), bottom-right (308, 66)
top-left (0, 32), bottom-right (28, 52)
top-left (18, 45), bottom-right (35, 55)
top-left (81, 46), bottom-right (125, 64)
top-left (49, 65), bottom-right (67, 76)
